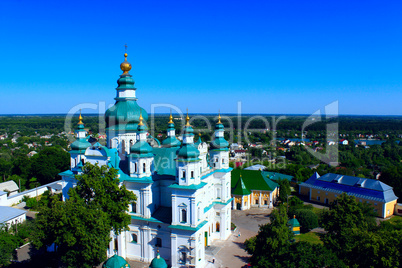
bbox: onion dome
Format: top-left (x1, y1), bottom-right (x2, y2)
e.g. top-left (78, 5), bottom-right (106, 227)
top-left (162, 112), bottom-right (181, 147)
top-left (177, 111), bottom-right (200, 159)
top-left (70, 111), bottom-right (91, 152)
top-left (211, 113), bottom-right (229, 149)
top-left (194, 133), bottom-right (202, 147)
top-left (103, 254), bottom-right (130, 268)
top-left (149, 251), bottom-right (167, 268)
top-left (120, 53), bottom-right (132, 75)
top-left (105, 52), bottom-right (148, 131)
top-left (130, 114), bottom-right (153, 156)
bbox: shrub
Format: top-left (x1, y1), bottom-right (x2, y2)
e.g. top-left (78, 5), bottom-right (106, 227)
top-left (25, 197), bottom-right (38, 209)
top-left (294, 209), bottom-right (319, 233)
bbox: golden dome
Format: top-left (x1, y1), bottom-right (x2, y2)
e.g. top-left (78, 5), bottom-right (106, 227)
top-left (168, 111), bottom-right (174, 124)
top-left (120, 53), bottom-right (132, 75)
top-left (185, 109), bottom-right (191, 127)
top-left (78, 110), bottom-right (83, 125)
top-left (217, 111), bottom-right (222, 124)
top-left (138, 112), bottom-right (144, 126)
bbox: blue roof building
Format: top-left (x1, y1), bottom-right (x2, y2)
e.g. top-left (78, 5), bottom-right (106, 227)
top-left (299, 173), bottom-right (398, 218)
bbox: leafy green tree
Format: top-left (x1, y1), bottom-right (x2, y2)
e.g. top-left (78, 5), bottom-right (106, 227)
top-left (30, 147), bottom-right (70, 185)
top-left (287, 242), bottom-right (346, 268)
top-left (32, 163), bottom-right (136, 268)
top-left (293, 209), bottom-right (318, 233)
top-left (321, 193), bottom-right (371, 260)
top-left (320, 193), bottom-right (397, 267)
top-left (245, 205), bottom-right (293, 267)
top-left (0, 224), bottom-right (19, 266)
top-left (70, 163), bottom-right (136, 234)
top-left (278, 178), bottom-right (291, 203)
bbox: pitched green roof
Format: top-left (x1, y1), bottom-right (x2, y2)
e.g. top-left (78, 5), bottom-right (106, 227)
top-left (288, 216), bottom-right (300, 227)
top-left (231, 169), bottom-right (279, 194)
top-left (262, 171), bottom-right (294, 182)
top-left (153, 147), bottom-right (178, 176)
top-left (161, 136), bottom-right (181, 147)
top-left (232, 176), bottom-right (251, 195)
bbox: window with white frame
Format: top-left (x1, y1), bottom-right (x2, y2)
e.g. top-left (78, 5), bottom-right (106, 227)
top-left (131, 233), bottom-right (138, 243)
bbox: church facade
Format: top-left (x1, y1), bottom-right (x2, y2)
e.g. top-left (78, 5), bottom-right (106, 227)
top-left (60, 53), bottom-right (232, 267)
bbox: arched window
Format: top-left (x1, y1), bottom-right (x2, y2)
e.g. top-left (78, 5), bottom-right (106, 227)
top-left (114, 238), bottom-right (119, 252)
top-left (197, 206), bottom-right (201, 221)
top-left (131, 233), bottom-right (137, 244)
top-left (143, 163), bottom-right (146, 173)
top-left (131, 203), bottom-right (136, 213)
top-left (156, 237), bottom-right (162, 247)
top-left (181, 209), bottom-right (187, 223)
top-left (135, 163), bottom-right (137, 173)
top-left (182, 170), bottom-right (186, 179)
top-left (122, 140), bottom-right (126, 154)
top-left (181, 252), bottom-right (187, 263)
top-left (216, 222), bottom-right (220, 232)
top-left (191, 171), bottom-right (194, 178)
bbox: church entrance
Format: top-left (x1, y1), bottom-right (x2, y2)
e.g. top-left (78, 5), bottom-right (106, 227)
top-left (204, 231), bottom-right (208, 246)
top-left (236, 203), bottom-right (241, 210)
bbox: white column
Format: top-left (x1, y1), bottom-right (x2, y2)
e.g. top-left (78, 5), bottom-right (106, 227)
top-left (171, 234), bottom-right (178, 268)
top-left (190, 197), bottom-right (196, 227)
top-left (172, 195), bottom-right (177, 224)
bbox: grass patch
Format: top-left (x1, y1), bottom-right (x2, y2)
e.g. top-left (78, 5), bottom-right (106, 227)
top-left (387, 215), bottom-right (402, 225)
top-left (295, 232), bottom-right (323, 245)
top-left (312, 207), bottom-right (324, 215)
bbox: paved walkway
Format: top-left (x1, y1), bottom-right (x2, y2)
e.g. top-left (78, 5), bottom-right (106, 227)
top-left (204, 208), bottom-right (273, 268)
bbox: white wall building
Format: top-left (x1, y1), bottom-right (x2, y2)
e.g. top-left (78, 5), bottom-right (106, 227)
top-left (60, 53), bottom-right (232, 268)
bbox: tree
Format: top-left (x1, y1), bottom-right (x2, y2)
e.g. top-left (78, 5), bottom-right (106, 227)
top-left (30, 147), bottom-right (70, 185)
top-left (32, 163), bottom-right (136, 268)
top-left (70, 163), bottom-right (136, 234)
top-left (0, 224), bottom-right (19, 266)
top-left (321, 193), bottom-right (370, 261)
top-left (278, 178), bottom-right (291, 203)
top-left (287, 242), bottom-right (346, 268)
top-left (245, 205), bottom-right (293, 267)
top-left (293, 209), bottom-right (318, 233)
top-left (320, 193), bottom-right (397, 267)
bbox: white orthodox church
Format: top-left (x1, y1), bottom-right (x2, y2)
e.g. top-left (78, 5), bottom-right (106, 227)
top-left (60, 52), bottom-right (232, 268)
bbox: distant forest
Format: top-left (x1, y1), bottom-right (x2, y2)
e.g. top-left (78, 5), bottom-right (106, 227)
top-left (0, 114), bottom-right (401, 136)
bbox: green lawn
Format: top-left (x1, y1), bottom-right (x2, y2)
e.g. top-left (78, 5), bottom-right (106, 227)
top-left (385, 215), bottom-right (402, 227)
top-left (295, 232), bottom-right (323, 245)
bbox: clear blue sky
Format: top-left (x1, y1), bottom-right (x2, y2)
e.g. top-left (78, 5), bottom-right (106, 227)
top-left (0, 0), bottom-right (401, 115)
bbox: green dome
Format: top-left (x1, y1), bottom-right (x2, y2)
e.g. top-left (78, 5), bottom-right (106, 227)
top-left (149, 253), bottom-right (168, 268)
top-left (105, 71), bottom-right (148, 131)
top-left (70, 138), bottom-right (91, 151)
top-left (177, 144), bottom-right (200, 159)
top-left (103, 254), bottom-right (130, 268)
top-left (105, 100), bottom-right (148, 130)
top-left (162, 136), bottom-right (181, 147)
top-left (211, 137), bottom-right (229, 149)
top-left (130, 140), bottom-right (153, 155)
top-left (116, 75), bottom-right (135, 90)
